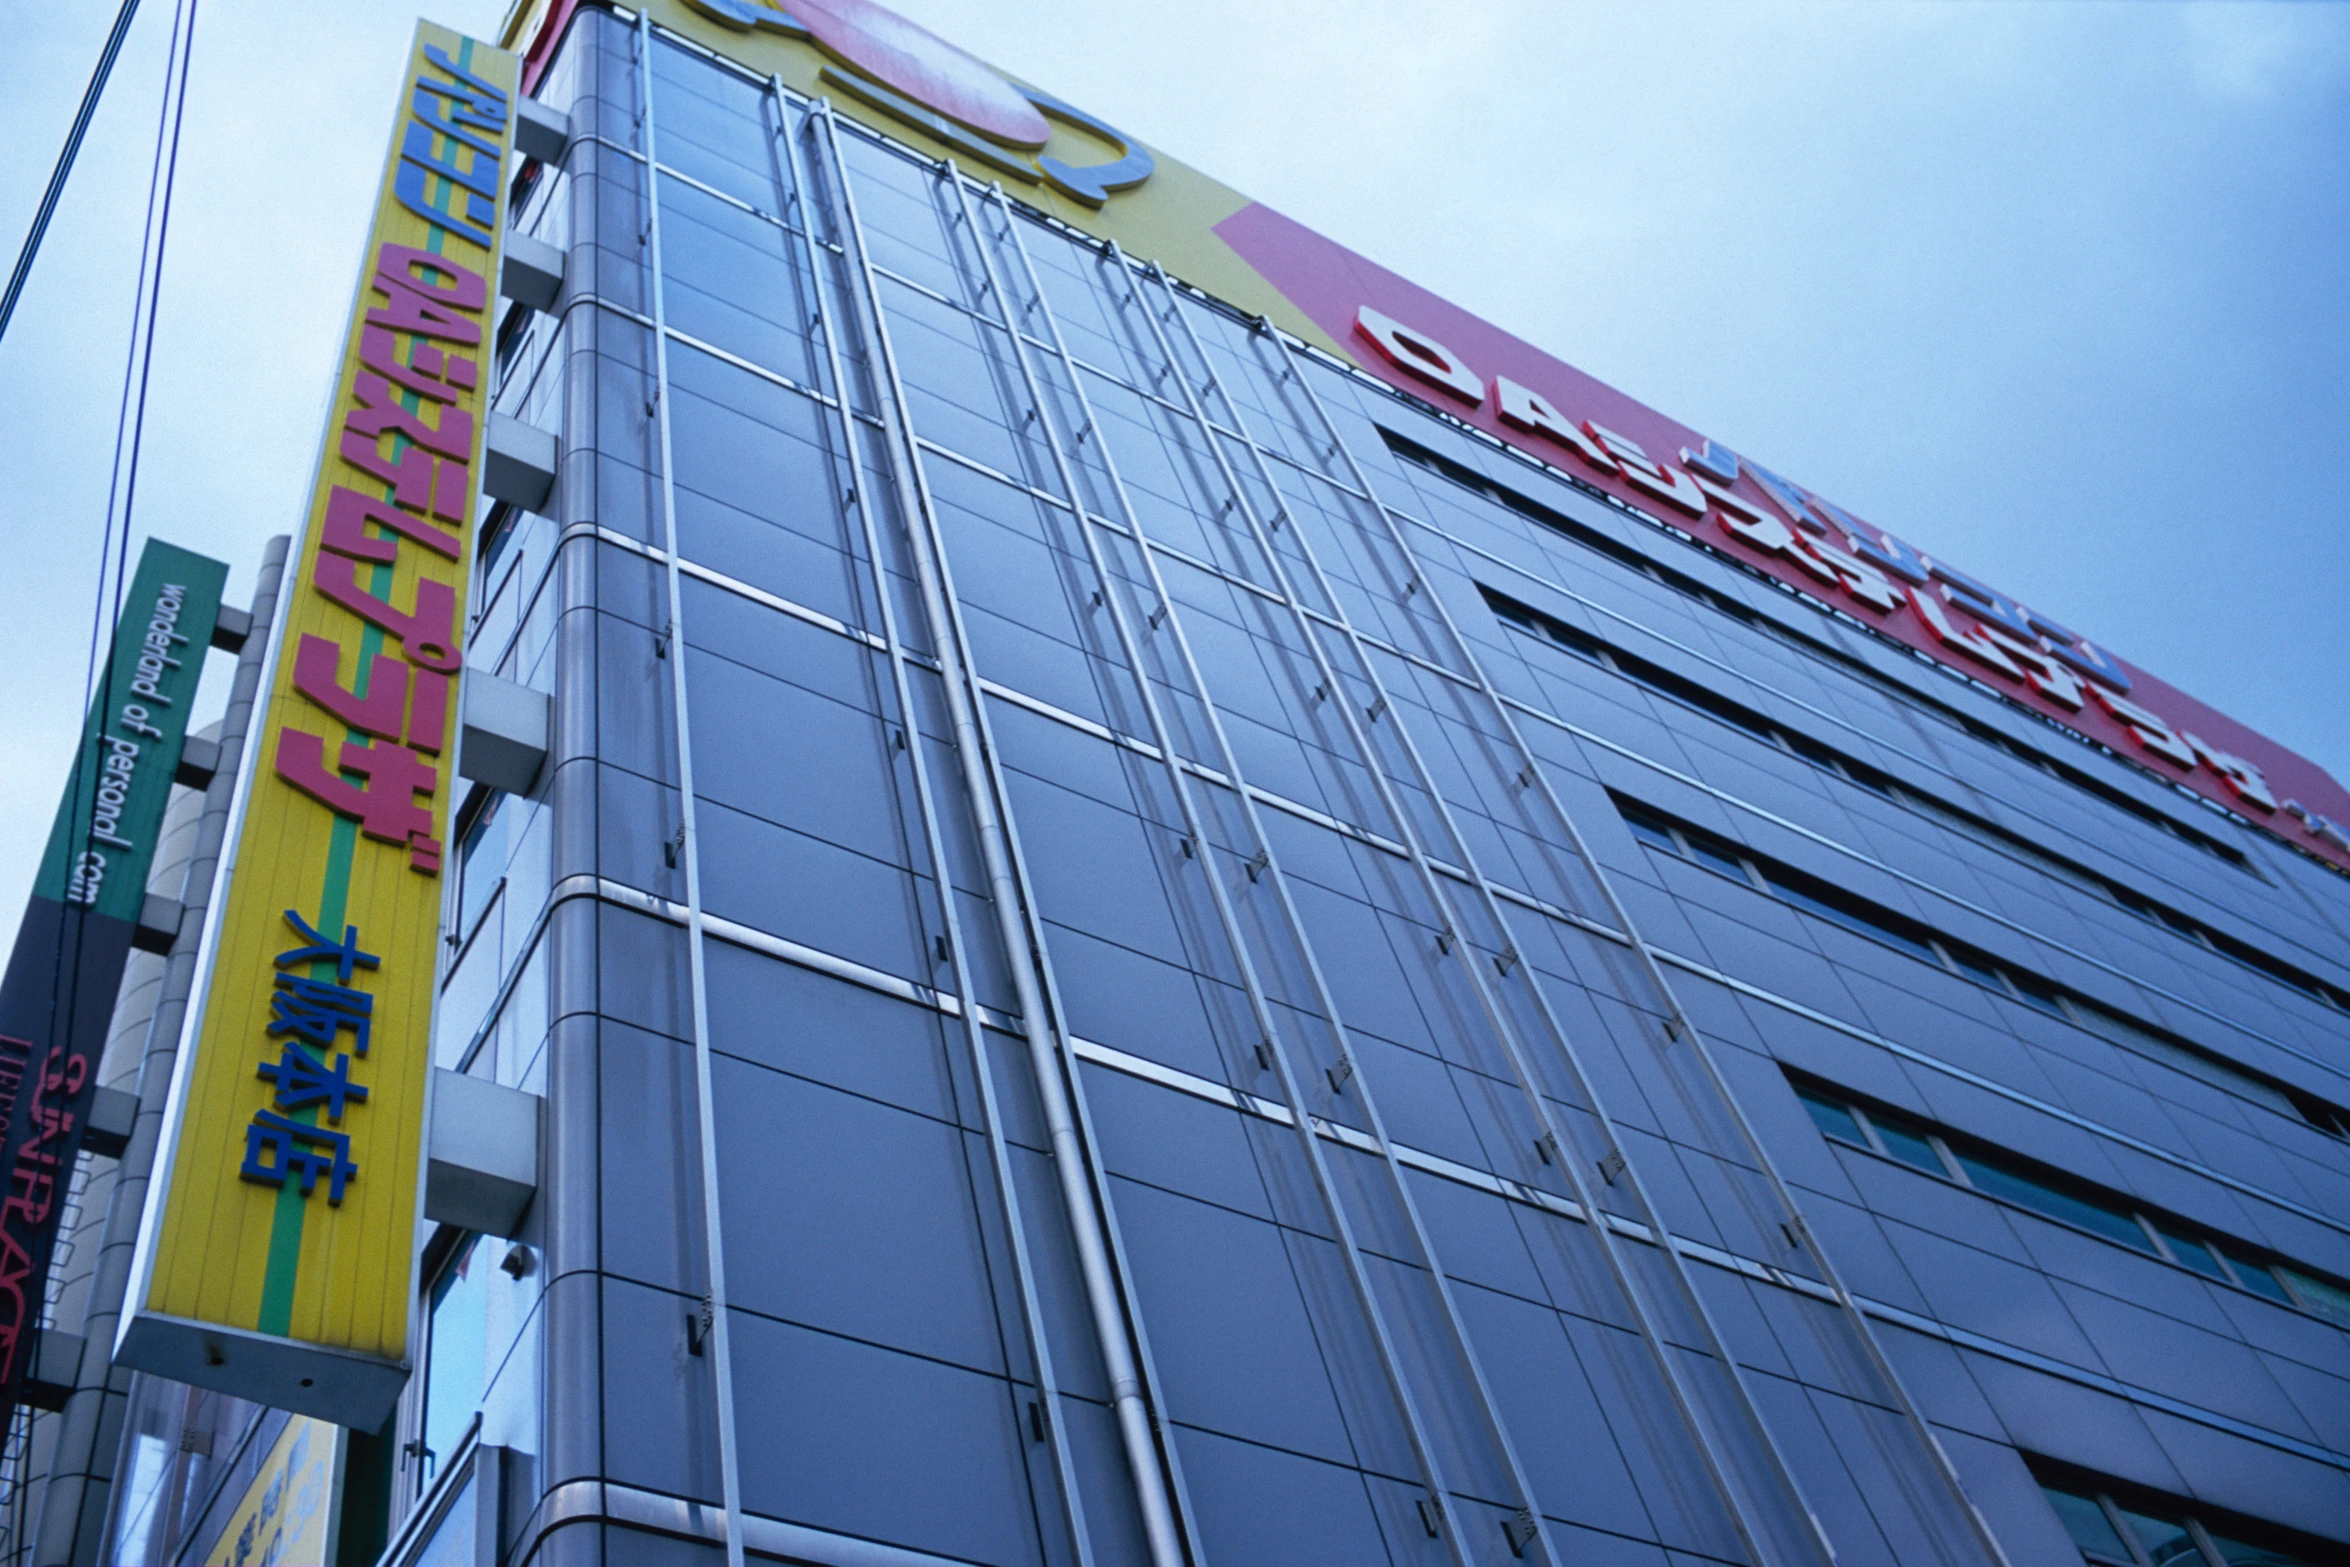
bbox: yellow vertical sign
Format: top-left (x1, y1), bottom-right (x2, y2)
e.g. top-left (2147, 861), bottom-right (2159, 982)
top-left (204, 1417), bottom-right (342, 1567)
top-left (120, 22), bottom-right (518, 1427)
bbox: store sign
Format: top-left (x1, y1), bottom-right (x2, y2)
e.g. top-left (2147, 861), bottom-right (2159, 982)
top-left (0, 541), bottom-right (226, 1430)
top-left (1335, 299), bottom-right (2350, 871)
top-left (681, 0), bottom-right (1153, 205)
top-left (205, 1415), bottom-right (341, 1567)
top-left (120, 22), bottom-right (517, 1429)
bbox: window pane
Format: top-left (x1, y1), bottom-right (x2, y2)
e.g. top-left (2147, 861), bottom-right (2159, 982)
top-left (2220, 1247), bottom-right (2294, 1304)
top-left (2008, 972), bottom-right (2068, 1015)
top-left (458, 799), bottom-right (508, 940)
top-left (1625, 815), bottom-right (1681, 857)
top-left (1687, 838), bottom-right (1750, 882)
top-left (1954, 1151), bottom-right (2155, 1252)
top-left (2160, 1228), bottom-right (2228, 1281)
top-left (2117, 1509), bottom-right (2205, 1567)
top-left (1798, 1089), bottom-right (1867, 1147)
top-left (2040, 1485), bottom-right (2130, 1558)
top-left (1874, 1119), bottom-right (1948, 1176)
top-left (1947, 948), bottom-right (2005, 991)
top-left (422, 1238), bottom-right (489, 1488)
top-left (2278, 1267), bottom-right (2350, 1327)
top-left (2203, 1528), bottom-right (2311, 1567)
top-left (1766, 876), bottom-right (1942, 963)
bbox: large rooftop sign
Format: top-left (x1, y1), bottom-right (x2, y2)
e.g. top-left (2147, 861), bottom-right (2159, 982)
top-left (508, 0), bottom-right (2350, 874)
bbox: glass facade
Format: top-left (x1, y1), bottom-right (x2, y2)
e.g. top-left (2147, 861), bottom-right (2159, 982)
top-left (99, 5), bottom-right (2350, 1563)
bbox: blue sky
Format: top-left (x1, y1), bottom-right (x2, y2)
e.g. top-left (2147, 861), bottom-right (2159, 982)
top-left (0, 0), bottom-right (2342, 957)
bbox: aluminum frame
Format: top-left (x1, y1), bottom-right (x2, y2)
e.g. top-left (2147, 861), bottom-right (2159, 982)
top-left (1132, 271), bottom-right (1835, 1567)
top-left (633, 18), bottom-right (750, 1567)
top-left (806, 97), bottom-right (1197, 1567)
top-left (1255, 305), bottom-right (2014, 1567)
top-left (951, 173), bottom-right (1558, 1562)
top-left (765, 80), bottom-right (1102, 1567)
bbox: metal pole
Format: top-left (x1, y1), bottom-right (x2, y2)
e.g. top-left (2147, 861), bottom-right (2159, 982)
top-left (962, 182), bottom-right (1552, 1562)
top-left (806, 106), bottom-right (1190, 1567)
top-left (1154, 284), bottom-right (1834, 1567)
top-left (29, 534), bottom-right (286, 1567)
top-left (1273, 320), bottom-right (2014, 1567)
top-left (635, 18), bottom-right (748, 1567)
top-left (767, 85), bottom-right (1099, 1567)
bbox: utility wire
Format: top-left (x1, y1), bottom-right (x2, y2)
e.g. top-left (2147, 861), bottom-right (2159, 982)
top-left (0, 0), bottom-right (147, 352)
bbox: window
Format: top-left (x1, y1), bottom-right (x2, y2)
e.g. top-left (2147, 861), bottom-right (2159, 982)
top-left (1617, 796), bottom-right (2350, 1139)
top-left (1950, 1149), bottom-right (2154, 1254)
top-left (1485, 583), bottom-right (2350, 1023)
top-left (2156, 1227), bottom-right (2227, 1282)
top-left (416, 1237), bottom-right (489, 1493)
top-left (1619, 795), bottom-right (2066, 1002)
top-left (2036, 1474), bottom-right (2331, 1567)
top-left (2044, 1482), bottom-right (2135, 1564)
top-left (1796, 1086), bottom-right (1867, 1147)
top-left (1872, 1119), bottom-right (1950, 1178)
top-left (1791, 1077), bottom-right (2350, 1322)
top-left (1429, 459), bottom-right (2256, 872)
top-left (2278, 1267), bottom-right (2350, 1328)
top-left (2216, 1244), bottom-right (2294, 1306)
top-left (454, 793), bottom-right (509, 945)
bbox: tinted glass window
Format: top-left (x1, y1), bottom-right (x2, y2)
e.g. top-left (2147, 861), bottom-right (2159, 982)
top-left (1686, 838), bottom-right (1750, 882)
top-left (1956, 1152), bottom-right (2154, 1252)
top-left (2221, 1247), bottom-right (2294, 1304)
top-left (2040, 1485), bottom-right (2130, 1560)
top-left (2279, 1268), bottom-right (2350, 1327)
top-left (2160, 1228), bottom-right (2228, 1281)
top-left (1874, 1120), bottom-right (1947, 1176)
top-left (2117, 1508), bottom-right (2205, 1567)
top-left (2204, 1528), bottom-right (2312, 1566)
top-left (421, 1237), bottom-right (488, 1488)
top-left (1798, 1089), bottom-right (1867, 1147)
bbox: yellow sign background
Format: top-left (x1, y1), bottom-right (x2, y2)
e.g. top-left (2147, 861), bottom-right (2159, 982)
top-left (122, 22), bottom-right (517, 1424)
top-left (204, 1416), bottom-right (342, 1567)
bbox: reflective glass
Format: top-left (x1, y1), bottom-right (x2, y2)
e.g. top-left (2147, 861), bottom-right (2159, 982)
top-left (2278, 1266), bottom-right (2350, 1326)
top-left (1686, 837), bottom-right (1752, 883)
top-left (2204, 1528), bottom-right (2311, 1566)
top-left (1873, 1118), bottom-right (1950, 1177)
top-left (411, 1474), bottom-right (478, 1567)
top-left (421, 1238), bottom-right (488, 1490)
top-left (1955, 1151), bottom-right (2155, 1252)
top-left (1798, 1088), bottom-right (1868, 1148)
top-left (2159, 1227), bottom-right (2228, 1281)
top-left (2040, 1485), bottom-right (2130, 1559)
top-left (2118, 1508), bottom-right (2206, 1567)
top-left (2219, 1246), bottom-right (2295, 1304)
top-left (456, 797), bottom-right (508, 941)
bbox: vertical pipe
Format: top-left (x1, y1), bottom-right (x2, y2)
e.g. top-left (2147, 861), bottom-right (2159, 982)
top-left (30, 535), bottom-right (287, 1567)
top-left (805, 111), bottom-right (1188, 1567)
top-left (634, 19), bottom-right (748, 1567)
top-left (767, 84), bottom-right (1098, 1567)
top-left (961, 183), bottom-right (1530, 1563)
top-left (1158, 285), bottom-right (1828, 1567)
top-left (1276, 328), bottom-right (2013, 1567)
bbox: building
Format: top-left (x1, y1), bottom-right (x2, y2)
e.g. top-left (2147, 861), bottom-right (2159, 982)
top-left (29, 1), bottom-right (2350, 1563)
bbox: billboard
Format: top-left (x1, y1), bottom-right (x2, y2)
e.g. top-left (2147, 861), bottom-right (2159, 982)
top-left (119, 22), bottom-right (517, 1429)
top-left (508, 0), bottom-right (2350, 877)
top-left (203, 1415), bottom-right (342, 1567)
top-left (0, 541), bottom-right (226, 1428)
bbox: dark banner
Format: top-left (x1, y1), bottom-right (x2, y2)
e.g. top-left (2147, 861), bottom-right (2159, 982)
top-left (0, 541), bottom-right (226, 1423)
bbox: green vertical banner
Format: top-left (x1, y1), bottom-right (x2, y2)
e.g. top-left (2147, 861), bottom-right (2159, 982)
top-left (0, 539), bottom-right (227, 1426)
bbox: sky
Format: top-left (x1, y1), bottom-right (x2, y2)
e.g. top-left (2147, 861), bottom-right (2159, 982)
top-left (0, 0), bottom-right (2343, 960)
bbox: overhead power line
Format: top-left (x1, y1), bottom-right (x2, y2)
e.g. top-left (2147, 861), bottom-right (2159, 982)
top-left (0, 0), bottom-right (147, 352)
